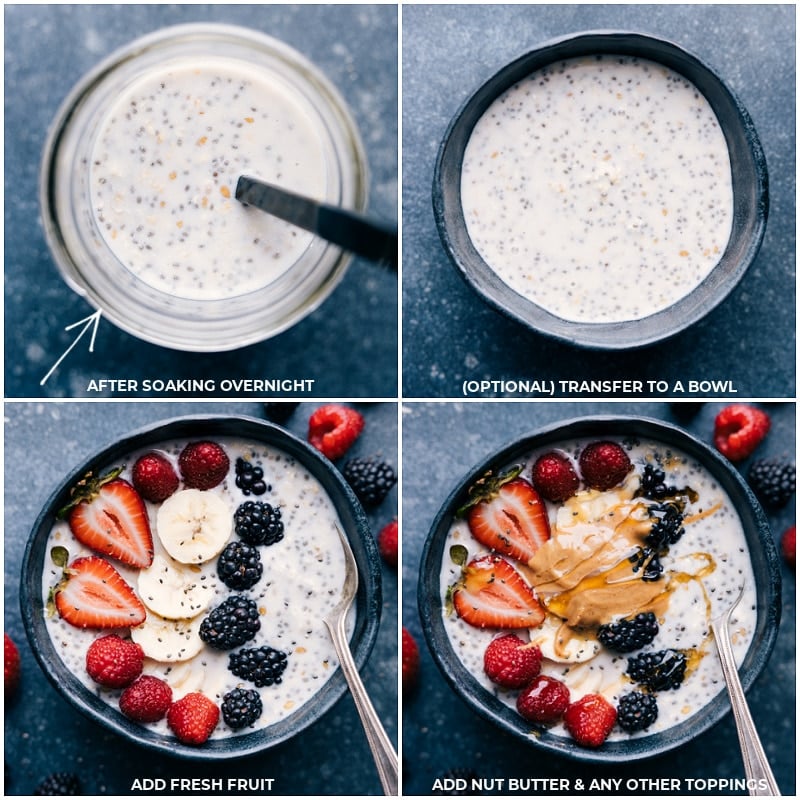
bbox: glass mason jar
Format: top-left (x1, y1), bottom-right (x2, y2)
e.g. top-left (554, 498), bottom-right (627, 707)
top-left (40, 23), bottom-right (368, 351)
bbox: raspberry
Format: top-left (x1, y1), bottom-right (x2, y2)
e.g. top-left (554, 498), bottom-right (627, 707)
top-left (617, 691), bottom-right (658, 732)
top-left (377, 520), bottom-right (398, 569)
top-left (578, 441), bottom-right (633, 491)
top-left (307, 404), bottom-right (364, 460)
top-left (131, 451), bottom-right (179, 503)
top-left (178, 441), bottom-right (230, 490)
top-left (713, 404), bottom-right (771, 462)
top-left (4, 633), bottom-right (20, 699)
top-left (342, 456), bottom-right (397, 506)
top-left (402, 627), bottom-right (420, 694)
top-left (85, 634), bottom-right (143, 688)
top-left (516, 675), bottom-right (570, 723)
top-left (167, 692), bottom-right (220, 745)
top-left (119, 675), bottom-right (173, 722)
top-left (563, 693), bottom-right (617, 747)
top-left (597, 612), bottom-right (659, 653)
top-left (483, 634), bottom-right (541, 689)
top-left (531, 451), bottom-right (579, 502)
top-left (781, 525), bottom-right (795, 568)
top-left (748, 458), bottom-right (796, 508)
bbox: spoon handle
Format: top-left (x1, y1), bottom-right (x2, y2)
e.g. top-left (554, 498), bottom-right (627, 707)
top-left (323, 614), bottom-right (399, 796)
top-left (711, 617), bottom-right (780, 796)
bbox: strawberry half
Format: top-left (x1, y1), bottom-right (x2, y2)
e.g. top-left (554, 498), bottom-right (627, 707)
top-left (461, 469), bottom-right (550, 565)
top-left (52, 556), bottom-right (146, 629)
top-left (60, 469), bottom-right (154, 569)
top-left (451, 554), bottom-right (545, 629)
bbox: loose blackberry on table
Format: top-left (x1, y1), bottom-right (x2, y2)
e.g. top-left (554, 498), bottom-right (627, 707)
top-left (199, 595), bottom-right (261, 650)
top-left (234, 500), bottom-right (284, 546)
top-left (342, 455), bottom-right (397, 506)
top-left (229, 645), bottom-right (288, 687)
top-left (217, 541), bottom-right (263, 590)
top-left (221, 687), bottom-right (263, 729)
top-left (748, 458), bottom-right (796, 508)
top-left (34, 773), bottom-right (81, 796)
top-left (234, 457), bottom-right (269, 496)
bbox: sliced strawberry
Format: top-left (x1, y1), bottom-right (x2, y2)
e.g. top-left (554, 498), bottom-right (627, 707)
top-left (65, 474), bottom-right (154, 569)
top-left (451, 555), bottom-right (544, 629)
top-left (466, 476), bottom-right (550, 565)
top-left (53, 556), bottom-right (147, 629)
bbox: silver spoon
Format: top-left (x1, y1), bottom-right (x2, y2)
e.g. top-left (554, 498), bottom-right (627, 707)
top-left (323, 526), bottom-right (398, 795)
top-left (710, 584), bottom-right (779, 796)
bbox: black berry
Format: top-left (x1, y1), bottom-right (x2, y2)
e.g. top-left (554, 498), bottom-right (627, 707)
top-left (597, 612), bottom-right (659, 653)
top-left (34, 773), bottom-right (81, 796)
top-left (200, 595), bottom-right (261, 650)
top-left (617, 691), bottom-right (659, 732)
top-left (342, 456), bottom-right (397, 506)
top-left (217, 541), bottom-right (263, 590)
top-left (748, 458), bottom-right (796, 508)
top-left (229, 645), bottom-right (288, 687)
top-left (263, 402), bottom-right (299, 424)
top-left (234, 501), bottom-right (284, 546)
top-left (627, 649), bottom-right (687, 691)
top-left (221, 687), bottom-right (263, 729)
top-left (234, 457), bottom-right (269, 496)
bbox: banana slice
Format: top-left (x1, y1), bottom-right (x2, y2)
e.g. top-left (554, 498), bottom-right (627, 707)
top-left (165, 658), bottom-right (227, 701)
top-left (156, 489), bottom-right (232, 564)
top-left (131, 611), bottom-right (205, 662)
top-left (530, 614), bottom-right (600, 664)
top-left (137, 554), bottom-right (217, 619)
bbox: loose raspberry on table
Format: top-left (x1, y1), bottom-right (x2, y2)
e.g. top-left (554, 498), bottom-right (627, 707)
top-left (713, 404), bottom-right (771, 462)
top-left (563, 693), bottom-right (617, 747)
top-left (781, 524), bottom-right (795, 568)
top-left (483, 634), bottom-right (541, 689)
top-left (402, 627), bottom-right (420, 695)
top-left (167, 692), bottom-right (220, 745)
top-left (85, 634), bottom-right (144, 689)
top-left (578, 441), bottom-right (633, 491)
top-left (119, 675), bottom-right (173, 722)
top-left (516, 674), bottom-right (570, 723)
top-left (4, 633), bottom-right (20, 699)
top-left (377, 520), bottom-right (398, 569)
top-left (307, 404), bottom-right (364, 461)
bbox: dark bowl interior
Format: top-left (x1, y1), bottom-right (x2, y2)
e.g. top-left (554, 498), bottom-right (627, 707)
top-left (418, 415), bottom-right (781, 762)
top-left (433, 31), bottom-right (769, 349)
top-left (21, 415), bottom-right (381, 760)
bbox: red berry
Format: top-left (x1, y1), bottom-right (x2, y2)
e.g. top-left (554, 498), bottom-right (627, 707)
top-left (564, 693), bottom-right (617, 747)
top-left (402, 627), bottom-right (420, 694)
top-left (119, 675), bottom-right (173, 722)
top-left (307, 404), bottom-right (365, 461)
top-left (517, 675), bottom-right (571, 723)
top-left (531, 451), bottom-right (580, 502)
top-left (85, 634), bottom-right (144, 689)
top-left (781, 525), bottom-right (795, 568)
top-left (178, 441), bottom-right (230, 490)
top-left (483, 634), bottom-right (542, 689)
top-left (378, 520), bottom-right (398, 569)
top-left (4, 633), bottom-right (20, 698)
top-left (579, 441), bottom-right (633, 491)
top-left (167, 692), bottom-right (220, 745)
top-left (713, 404), bottom-right (771, 462)
top-left (132, 452), bottom-right (179, 503)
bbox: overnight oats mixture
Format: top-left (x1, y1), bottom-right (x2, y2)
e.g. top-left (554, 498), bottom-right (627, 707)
top-left (440, 435), bottom-right (756, 747)
top-left (460, 55), bottom-right (734, 323)
top-left (42, 435), bottom-right (351, 746)
top-left (89, 57), bottom-right (327, 300)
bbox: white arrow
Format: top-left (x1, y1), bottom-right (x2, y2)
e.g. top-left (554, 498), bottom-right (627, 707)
top-left (40, 309), bottom-right (102, 386)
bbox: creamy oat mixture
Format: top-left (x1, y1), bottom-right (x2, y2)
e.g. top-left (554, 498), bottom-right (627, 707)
top-left (43, 436), bottom-right (351, 739)
top-left (461, 55), bottom-right (733, 323)
top-left (90, 58), bottom-right (327, 300)
top-left (440, 437), bottom-right (756, 741)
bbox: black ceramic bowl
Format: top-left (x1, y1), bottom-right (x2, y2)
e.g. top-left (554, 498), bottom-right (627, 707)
top-left (21, 415), bottom-right (381, 760)
top-left (433, 31), bottom-right (769, 349)
top-left (418, 415), bottom-right (781, 762)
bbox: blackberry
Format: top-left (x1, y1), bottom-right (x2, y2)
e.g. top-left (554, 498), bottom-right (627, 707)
top-left (217, 541), bottom-right (263, 590)
top-left (636, 464), bottom-right (680, 501)
top-left (627, 649), bottom-right (687, 691)
top-left (617, 691), bottom-right (659, 732)
top-left (234, 457), bottom-right (269, 496)
top-left (221, 687), bottom-right (263, 729)
top-left (645, 501), bottom-right (686, 549)
top-left (748, 458), bottom-right (796, 508)
top-left (199, 595), bottom-right (260, 650)
top-left (34, 773), bottom-right (81, 795)
top-left (263, 402), bottom-right (299, 424)
top-left (229, 645), bottom-right (288, 687)
top-left (597, 612), bottom-right (659, 653)
top-left (342, 456), bottom-right (397, 506)
top-left (234, 501), bottom-right (284, 546)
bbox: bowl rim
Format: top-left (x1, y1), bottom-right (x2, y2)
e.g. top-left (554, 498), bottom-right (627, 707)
top-left (21, 414), bottom-right (382, 760)
top-left (418, 414), bottom-right (781, 763)
top-left (432, 29), bottom-right (769, 350)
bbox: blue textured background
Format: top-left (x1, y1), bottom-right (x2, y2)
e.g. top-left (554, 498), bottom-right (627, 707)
top-left (4, 4), bottom-right (398, 398)
top-left (402, 4), bottom-right (795, 398)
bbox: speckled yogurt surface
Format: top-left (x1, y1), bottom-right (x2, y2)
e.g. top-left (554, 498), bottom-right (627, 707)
top-left (42, 436), bottom-right (352, 740)
top-left (440, 437), bottom-right (756, 743)
top-left (90, 57), bottom-right (327, 300)
top-left (461, 55), bottom-right (734, 323)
